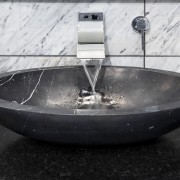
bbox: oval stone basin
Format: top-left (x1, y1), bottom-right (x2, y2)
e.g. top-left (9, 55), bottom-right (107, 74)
top-left (0, 66), bottom-right (179, 145)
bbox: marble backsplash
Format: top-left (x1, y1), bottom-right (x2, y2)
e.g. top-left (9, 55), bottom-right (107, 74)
top-left (0, 0), bottom-right (144, 56)
top-left (0, 0), bottom-right (180, 72)
top-left (146, 0), bottom-right (180, 56)
top-left (0, 56), bottom-right (143, 73)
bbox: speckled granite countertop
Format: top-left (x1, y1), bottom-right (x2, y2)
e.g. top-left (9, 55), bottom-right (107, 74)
top-left (0, 125), bottom-right (179, 180)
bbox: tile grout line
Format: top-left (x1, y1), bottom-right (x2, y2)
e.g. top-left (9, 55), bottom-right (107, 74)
top-left (0, 55), bottom-right (144, 57)
top-left (0, 55), bottom-right (141, 57)
top-left (144, 0), bottom-right (146, 68)
top-left (145, 55), bottom-right (180, 58)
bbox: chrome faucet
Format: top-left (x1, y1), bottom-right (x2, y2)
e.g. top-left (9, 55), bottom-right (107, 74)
top-left (77, 12), bottom-right (105, 59)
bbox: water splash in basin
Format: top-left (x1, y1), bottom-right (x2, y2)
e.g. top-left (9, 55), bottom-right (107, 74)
top-left (77, 88), bottom-right (116, 109)
top-left (80, 59), bottom-right (116, 109)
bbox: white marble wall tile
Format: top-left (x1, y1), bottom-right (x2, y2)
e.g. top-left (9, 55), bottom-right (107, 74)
top-left (0, 56), bottom-right (143, 73)
top-left (104, 57), bottom-right (144, 67)
top-left (0, 0), bottom-right (144, 56)
top-left (146, 0), bottom-right (180, 55)
top-left (145, 57), bottom-right (180, 73)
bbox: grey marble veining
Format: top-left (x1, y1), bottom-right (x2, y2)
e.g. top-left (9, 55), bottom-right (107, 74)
top-left (0, 0), bottom-right (180, 74)
top-left (0, 57), bottom-right (143, 73)
top-left (146, 0), bottom-right (180, 55)
top-left (0, 0), bottom-right (144, 56)
top-left (146, 57), bottom-right (180, 73)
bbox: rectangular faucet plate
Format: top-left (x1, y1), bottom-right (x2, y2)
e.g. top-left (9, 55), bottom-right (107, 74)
top-left (77, 12), bottom-right (105, 59)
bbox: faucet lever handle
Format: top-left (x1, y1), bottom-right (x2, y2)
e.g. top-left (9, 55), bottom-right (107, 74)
top-left (132, 16), bottom-right (150, 51)
top-left (141, 30), bottom-right (145, 51)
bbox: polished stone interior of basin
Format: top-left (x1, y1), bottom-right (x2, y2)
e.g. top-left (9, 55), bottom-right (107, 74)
top-left (0, 67), bottom-right (180, 111)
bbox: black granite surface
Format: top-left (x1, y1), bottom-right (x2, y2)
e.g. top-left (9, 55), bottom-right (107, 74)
top-left (0, 125), bottom-right (179, 180)
top-left (1, 67), bottom-right (180, 145)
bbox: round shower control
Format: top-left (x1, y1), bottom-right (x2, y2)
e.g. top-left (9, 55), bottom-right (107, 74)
top-left (132, 16), bottom-right (150, 33)
top-left (132, 16), bottom-right (150, 51)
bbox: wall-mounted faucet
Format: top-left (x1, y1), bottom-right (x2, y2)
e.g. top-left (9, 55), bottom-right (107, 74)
top-left (132, 16), bottom-right (150, 51)
top-left (77, 12), bottom-right (105, 59)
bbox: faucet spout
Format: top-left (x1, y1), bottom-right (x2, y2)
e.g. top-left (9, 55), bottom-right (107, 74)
top-left (77, 13), bottom-right (105, 59)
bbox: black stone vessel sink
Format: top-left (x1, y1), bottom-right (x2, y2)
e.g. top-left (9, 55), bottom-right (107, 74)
top-left (0, 66), bottom-right (179, 145)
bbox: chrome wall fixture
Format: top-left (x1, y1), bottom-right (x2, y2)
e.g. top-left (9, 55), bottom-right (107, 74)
top-left (132, 16), bottom-right (150, 51)
top-left (77, 12), bottom-right (105, 59)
